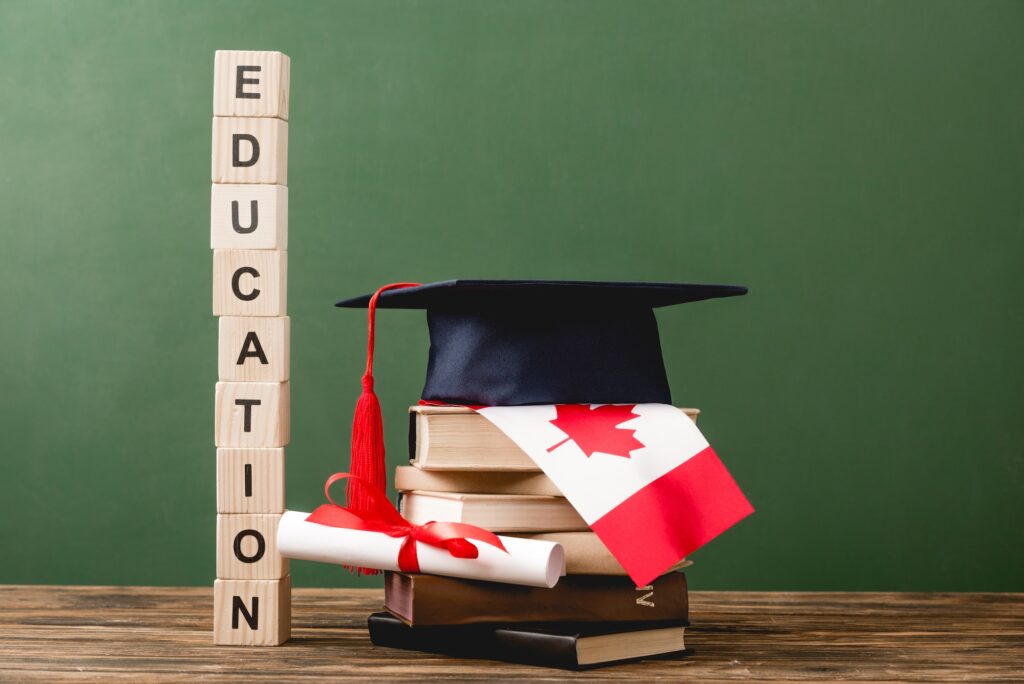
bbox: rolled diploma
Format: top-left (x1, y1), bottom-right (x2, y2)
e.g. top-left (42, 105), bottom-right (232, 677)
top-left (278, 510), bottom-right (564, 588)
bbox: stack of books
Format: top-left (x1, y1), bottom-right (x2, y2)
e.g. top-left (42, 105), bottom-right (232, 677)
top-left (368, 405), bottom-right (698, 669)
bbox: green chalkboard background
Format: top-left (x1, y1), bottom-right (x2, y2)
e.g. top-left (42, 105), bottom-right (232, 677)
top-left (1, 0), bottom-right (1021, 590)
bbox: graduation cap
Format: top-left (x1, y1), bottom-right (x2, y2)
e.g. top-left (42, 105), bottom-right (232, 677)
top-left (335, 279), bottom-right (746, 514)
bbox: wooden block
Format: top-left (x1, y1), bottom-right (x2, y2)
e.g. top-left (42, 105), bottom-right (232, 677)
top-left (212, 250), bottom-right (287, 317)
top-left (215, 381), bottom-right (289, 447)
top-left (218, 316), bottom-right (289, 382)
top-left (217, 448), bottom-right (285, 513)
top-left (210, 184), bottom-right (287, 250)
top-left (213, 50), bottom-right (290, 120)
top-left (212, 117), bottom-right (288, 185)
top-left (214, 576), bottom-right (291, 646)
top-left (216, 514), bottom-right (288, 579)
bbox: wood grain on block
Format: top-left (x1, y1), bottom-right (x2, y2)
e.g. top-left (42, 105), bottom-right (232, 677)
top-left (217, 448), bottom-right (285, 513)
top-left (218, 316), bottom-right (289, 382)
top-left (211, 117), bottom-right (288, 185)
top-left (213, 50), bottom-right (290, 120)
top-left (213, 576), bottom-right (291, 646)
top-left (210, 184), bottom-right (287, 250)
top-left (215, 381), bottom-right (289, 447)
top-left (212, 249), bottom-right (287, 317)
top-left (216, 514), bottom-right (288, 580)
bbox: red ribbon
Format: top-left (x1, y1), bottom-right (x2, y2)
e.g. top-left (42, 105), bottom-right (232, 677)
top-left (305, 472), bottom-right (508, 573)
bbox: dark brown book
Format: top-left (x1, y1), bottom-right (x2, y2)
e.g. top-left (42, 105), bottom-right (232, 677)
top-left (384, 571), bottom-right (688, 627)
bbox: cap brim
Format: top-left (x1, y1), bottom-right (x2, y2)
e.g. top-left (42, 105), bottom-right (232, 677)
top-left (335, 279), bottom-right (747, 310)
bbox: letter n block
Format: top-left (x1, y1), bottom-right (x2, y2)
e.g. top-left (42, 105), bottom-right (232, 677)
top-left (219, 316), bottom-right (289, 382)
top-left (214, 576), bottom-right (291, 646)
top-left (217, 514), bottom-right (288, 579)
top-left (212, 117), bottom-right (288, 184)
top-left (215, 381), bottom-right (289, 447)
top-left (213, 250), bottom-right (287, 317)
top-left (213, 50), bottom-right (290, 119)
top-left (217, 448), bottom-right (285, 513)
top-left (211, 184), bottom-right (287, 250)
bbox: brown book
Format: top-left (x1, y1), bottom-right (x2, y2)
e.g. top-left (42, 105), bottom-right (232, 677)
top-left (409, 405), bottom-right (699, 471)
top-left (395, 465), bottom-right (563, 496)
top-left (385, 571), bottom-right (689, 627)
top-left (400, 491), bottom-right (588, 532)
top-left (514, 531), bottom-right (691, 576)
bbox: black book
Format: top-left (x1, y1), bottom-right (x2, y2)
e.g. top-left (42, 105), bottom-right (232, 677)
top-left (367, 612), bottom-right (690, 670)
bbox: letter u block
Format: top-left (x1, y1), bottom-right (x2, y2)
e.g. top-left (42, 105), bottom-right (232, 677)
top-left (211, 184), bottom-right (287, 250)
top-left (213, 250), bottom-right (287, 317)
top-left (212, 117), bottom-right (288, 185)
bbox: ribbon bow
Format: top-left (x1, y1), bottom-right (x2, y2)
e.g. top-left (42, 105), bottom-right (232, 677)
top-left (305, 472), bottom-right (508, 574)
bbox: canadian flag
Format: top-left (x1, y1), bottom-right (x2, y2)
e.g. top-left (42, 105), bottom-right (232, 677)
top-left (476, 403), bottom-right (753, 587)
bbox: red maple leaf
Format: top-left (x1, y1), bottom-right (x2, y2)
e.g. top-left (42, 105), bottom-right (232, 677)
top-left (546, 404), bottom-right (644, 459)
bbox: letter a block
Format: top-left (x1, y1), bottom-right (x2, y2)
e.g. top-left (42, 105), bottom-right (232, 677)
top-left (219, 316), bottom-right (289, 382)
top-left (215, 381), bottom-right (290, 447)
top-left (213, 250), bottom-right (287, 317)
top-left (217, 448), bottom-right (285, 513)
top-left (212, 117), bottom-right (288, 185)
top-left (211, 184), bottom-right (288, 250)
top-left (213, 50), bottom-right (290, 119)
top-left (217, 513), bottom-right (288, 579)
top-left (214, 576), bottom-right (291, 646)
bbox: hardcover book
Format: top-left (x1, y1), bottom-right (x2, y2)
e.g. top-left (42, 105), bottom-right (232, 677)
top-left (367, 612), bottom-right (689, 670)
top-left (395, 465), bottom-right (563, 496)
top-left (385, 571), bottom-right (688, 627)
top-left (399, 491), bottom-right (588, 533)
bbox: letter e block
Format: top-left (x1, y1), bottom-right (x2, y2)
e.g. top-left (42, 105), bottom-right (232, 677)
top-left (215, 381), bottom-right (289, 447)
top-left (219, 316), bottom-right (289, 382)
top-left (217, 513), bottom-right (287, 579)
top-left (214, 576), bottom-right (291, 646)
top-left (213, 250), bottom-right (287, 317)
top-left (211, 184), bottom-right (287, 250)
top-left (212, 117), bottom-right (288, 184)
top-left (217, 448), bottom-right (285, 513)
top-left (213, 50), bottom-right (290, 119)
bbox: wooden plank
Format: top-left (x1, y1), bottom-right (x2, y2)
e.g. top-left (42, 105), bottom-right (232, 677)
top-left (213, 50), bottom-right (290, 120)
top-left (211, 117), bottom-right (288, 185)
top-left (216, 514), bottom-right (288, 580)
top-left (210, 184), bottom-right (287, 250)
top-left (217, 447), bottom-right (285, 513)
top-left (0, 587), bottom-right (1021, 681)
top-left (214, 381), bottom-right (289, 448)
top-left (218, 316), bottom-right (289, 382)
top-left (212, 250), bottom-right (287, 317)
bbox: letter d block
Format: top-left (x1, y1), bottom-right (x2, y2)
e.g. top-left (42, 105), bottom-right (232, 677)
top-left (211, 184), bottom-right (287, 250)
top-left (214, 576), bottom-right (291, 646)
top-left (212, 117), bottom-right (288, 184)
top-left (213, 50), bottom-right (290, 119)
top-left (213, 250), bottom-right (286, 317)
top-left (219, 316), bottom-right (289, 382)
top-left (217, 514), bottom-right (288, 579)
top-left (215, 381), bottom-right (289, 447)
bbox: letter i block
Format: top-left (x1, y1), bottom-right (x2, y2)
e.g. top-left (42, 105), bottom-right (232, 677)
top-left (219, 316), bottom-right (289, 382)
top-left (211, 184), bottom-right (287, 250)
top-left (213, 250), bottom-right (287, 317)
top-left (215, 381), bottom-right (289, 447)
top-left (217, 514), bottom-right (288, 579)
top-left (217, 448), bottom-right (285, 513)
top-left (213, 50), bottom-right (290, 119)
top-left (214, 576), bottom-right (291, 646)
top-left (212, 117), bottom-right (288, 184)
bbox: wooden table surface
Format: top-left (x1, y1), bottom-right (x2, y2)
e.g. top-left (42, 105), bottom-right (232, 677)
top-left (0, 586), bottom-right (1021, 681)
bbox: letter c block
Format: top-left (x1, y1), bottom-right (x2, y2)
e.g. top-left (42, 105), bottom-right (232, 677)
top-left (213, 250), bottom-right (286, 317)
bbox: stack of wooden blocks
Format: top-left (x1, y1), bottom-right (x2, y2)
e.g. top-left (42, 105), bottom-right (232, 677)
top-left (210, 50), bottom-right (292, 646)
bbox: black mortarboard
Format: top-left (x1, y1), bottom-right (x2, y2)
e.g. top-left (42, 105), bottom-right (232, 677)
top-left (336, 279), bottom-right (746, 407)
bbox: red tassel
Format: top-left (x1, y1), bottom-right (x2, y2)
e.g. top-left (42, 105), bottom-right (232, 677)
top-left (346, 283), bottom-right (421, 571)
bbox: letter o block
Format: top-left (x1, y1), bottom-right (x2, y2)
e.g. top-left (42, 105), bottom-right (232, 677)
top-left (213, 250), bottom-right (287, 317)
top-left (217, 513), bottom-right (288, 579)
top-left (212, 117), bottom-right (288, 185)
top-left (214, 576), bottom-right (291, 646)
top-left (213, 50), bottom-right (290, 119)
